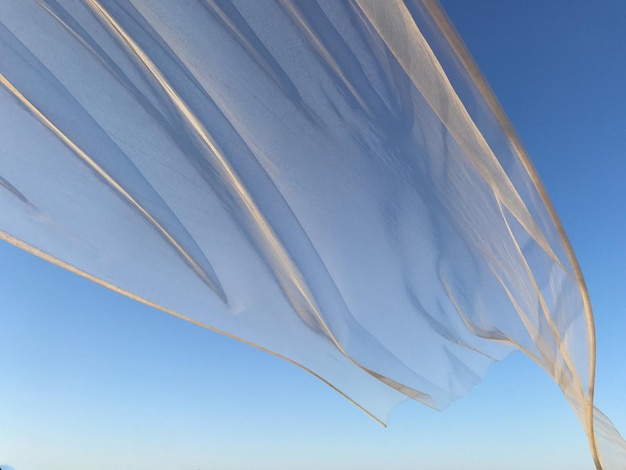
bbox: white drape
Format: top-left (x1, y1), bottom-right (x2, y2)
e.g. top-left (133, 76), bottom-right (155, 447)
top-left (1, 1), bottom-right (623, 467)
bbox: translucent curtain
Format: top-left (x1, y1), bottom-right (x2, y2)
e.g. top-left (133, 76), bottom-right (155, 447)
top-left (0, 1), bottom-right (623, 466)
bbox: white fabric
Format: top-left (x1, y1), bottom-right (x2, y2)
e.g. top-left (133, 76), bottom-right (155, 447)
top-left (0, 1), bottom-right (623, 467)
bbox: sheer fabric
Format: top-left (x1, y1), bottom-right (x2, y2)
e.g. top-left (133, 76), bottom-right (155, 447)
top-left (0, 1), bottom-right (623, 467)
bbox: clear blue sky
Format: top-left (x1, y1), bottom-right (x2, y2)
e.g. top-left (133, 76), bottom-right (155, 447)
top-left (1, 1), bottom-right (625, 469)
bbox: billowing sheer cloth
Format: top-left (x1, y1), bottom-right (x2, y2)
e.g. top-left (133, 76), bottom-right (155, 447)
top-left (0, 1), bottom-right (624, 467)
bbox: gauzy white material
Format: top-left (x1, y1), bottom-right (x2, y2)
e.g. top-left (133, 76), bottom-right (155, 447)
top-left (0, 1), bottom-right (623, 467)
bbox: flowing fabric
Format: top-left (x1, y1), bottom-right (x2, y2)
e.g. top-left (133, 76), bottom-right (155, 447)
top-left (0, 1), bottom-right (624, 467)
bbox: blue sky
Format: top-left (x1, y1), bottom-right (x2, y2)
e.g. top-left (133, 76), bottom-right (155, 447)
top-left (1, 1), bottom-right (625, 469)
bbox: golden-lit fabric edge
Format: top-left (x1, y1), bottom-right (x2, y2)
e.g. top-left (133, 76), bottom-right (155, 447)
top-left (0, 228), bottom-right (388, 428)
top-left (0, 58), bottom-right (433, 414)
top-left (421, 0), bottom-right (601, 467)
